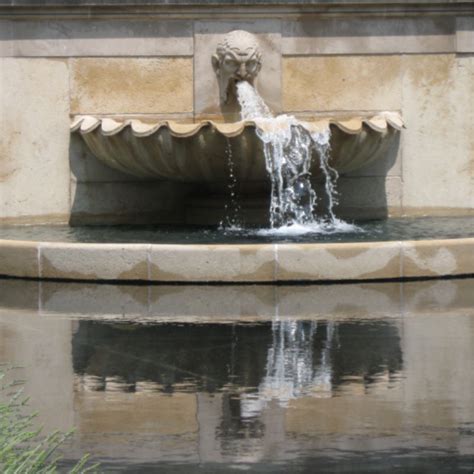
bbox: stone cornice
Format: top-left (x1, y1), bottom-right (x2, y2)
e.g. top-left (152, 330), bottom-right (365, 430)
top-left (0, 1), bottom-right (472, 19)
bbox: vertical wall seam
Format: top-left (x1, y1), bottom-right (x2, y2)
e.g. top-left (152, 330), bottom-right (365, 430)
top-left (274, 243), bottom-right (278, 282)
top-left (192, 19), bottom-right (196, 122)
top-left (399, 240), bottom-right (404, 279)
top-left (37, 243), bottom-right (42, 279)
top-left (147, 243), bottom-right (151, 282)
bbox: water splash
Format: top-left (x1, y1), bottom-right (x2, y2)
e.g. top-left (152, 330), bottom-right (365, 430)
top-left (236, 81), bottom-right (350, 231)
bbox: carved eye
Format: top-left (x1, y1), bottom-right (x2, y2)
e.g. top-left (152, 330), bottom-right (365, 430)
top-left (246, 60), bottom-right (258, 72)
top-left (224, 57), bottom-right (238, 70)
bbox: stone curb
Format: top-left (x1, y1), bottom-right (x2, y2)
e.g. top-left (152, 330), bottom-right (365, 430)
top-left (0, 237), bottom-right (473, 283)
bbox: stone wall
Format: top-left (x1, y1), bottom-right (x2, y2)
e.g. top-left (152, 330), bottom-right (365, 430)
top-left (0, 1), bottom-right (472, 224)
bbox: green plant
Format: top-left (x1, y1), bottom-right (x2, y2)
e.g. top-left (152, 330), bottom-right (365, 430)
top-left (0, 369), bottom-right (99, 473)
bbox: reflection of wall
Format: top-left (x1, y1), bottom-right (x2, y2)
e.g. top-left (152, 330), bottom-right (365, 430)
top-left (0, 4), bottom-right (473, 224)
top-left (0, 313), bottom-right (74, 433)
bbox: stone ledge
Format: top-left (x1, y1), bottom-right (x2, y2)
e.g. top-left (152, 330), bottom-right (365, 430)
top-left (1, 237), bottom-right (473, 282)
top-left (0, 1), bottom-right (471, 20)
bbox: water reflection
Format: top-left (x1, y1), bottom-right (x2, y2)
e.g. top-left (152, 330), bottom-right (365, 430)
top-left (72, 319), bottom-right (402, 404)
top-left (0, 278), bottom-right (474, 472)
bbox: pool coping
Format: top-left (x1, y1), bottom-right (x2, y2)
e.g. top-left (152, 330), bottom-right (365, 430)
top-left (1, 237), bottom-right (473, 283)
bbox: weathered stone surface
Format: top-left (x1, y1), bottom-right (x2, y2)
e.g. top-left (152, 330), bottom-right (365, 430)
top-left (456, 17), bottom-right (474, 53)
top-left (401, 54), bottom-right (474, 214)
top-left (402, 238), bottom-right (474, 278)
top-left (0, 20), bottom-right (12, 56)
top-left (282, 17), bottom-right (455, 55)
top-left (149, 244), bottom-right (275, 282)
top-left (282, 56), bottom-right (402, 112)
top-left (0, 240), bottom-right (39, 278)
top-left (40, 243), bottom-right (149, 280)
top-left (0, 58), bottom-right (70, 222)
top-left (7, 20), bottom-right (193, 57)
top-left (194, 20), bottom-right (281, 119)
top-left (276, 241), bottom-right (402, 281)
top-left (70, 58), bottom-right (193, 114)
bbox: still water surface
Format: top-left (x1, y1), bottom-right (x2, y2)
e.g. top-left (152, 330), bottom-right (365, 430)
top-left (0, 278), bottom-right (473, 472)
top-left (0, 216), bottom-right (474, 244)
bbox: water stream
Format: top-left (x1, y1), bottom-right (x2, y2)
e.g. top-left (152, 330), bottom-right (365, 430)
top-left (236, 81), bottom-right (347, 231)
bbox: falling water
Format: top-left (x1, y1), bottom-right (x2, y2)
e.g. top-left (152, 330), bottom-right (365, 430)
top-left (312, 129), bottom-right (340, 222)
top-left (219, 139), bottom-right (242, 229)
top-left (236, 81), bottom-right (344, 230)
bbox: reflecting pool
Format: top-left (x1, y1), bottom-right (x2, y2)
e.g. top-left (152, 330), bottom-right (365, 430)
top-left (1, 216), bottom-right (474, 244)
top-left (0, 278), bottom-right (473, 472)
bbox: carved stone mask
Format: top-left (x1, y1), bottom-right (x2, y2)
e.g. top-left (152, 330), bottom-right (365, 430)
top-left (212, 30), bottom-right (263, 104)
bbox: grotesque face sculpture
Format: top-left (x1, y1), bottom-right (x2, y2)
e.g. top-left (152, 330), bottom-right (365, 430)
top-left (212, 30), bottom-right (263, 104)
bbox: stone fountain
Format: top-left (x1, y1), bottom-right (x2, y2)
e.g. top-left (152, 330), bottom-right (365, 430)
top-left (71, 29), bottom-right (403, 227)
top-left (0, 0), bottom-right (473, 283)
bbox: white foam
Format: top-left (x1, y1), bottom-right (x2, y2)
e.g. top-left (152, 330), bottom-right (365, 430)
top-left (256, 219), bottom-right (361, 237)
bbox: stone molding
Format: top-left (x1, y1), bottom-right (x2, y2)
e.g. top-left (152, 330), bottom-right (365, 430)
top-left (1, 16), bottom-right (471, 58)
top-left (0, 2), bottom-right (472, 22)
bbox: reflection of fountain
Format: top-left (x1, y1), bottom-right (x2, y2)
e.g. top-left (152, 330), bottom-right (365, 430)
top-left (71, 320), bottom-right (402, 396)
top-left (241, 320), bottom-right (333, 418)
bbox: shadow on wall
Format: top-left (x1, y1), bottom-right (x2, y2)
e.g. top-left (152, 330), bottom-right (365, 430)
top-left (68, 134), bottom-right (197, 226)
top-left (68, 129), bottom-right (400, 226)
top-left (322, 132), bottom-right (401, 221)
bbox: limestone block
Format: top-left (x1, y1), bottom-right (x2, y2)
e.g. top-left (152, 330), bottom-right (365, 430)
top-left (0, 20), bottom-right (12, 56)
top-left (276, 241), bottom-right (402, 281)
top-left (9, 20), bottom-right (193, 57)
top-left (282, 56), bottom-right (402, 112)
top-left (70, 58), bottom-right (193, 114)
top-left (456, 17), bottom-right (474, 53)
top-left (401, 55), bottom-right (474, 213)
top-left (40, 243), bottom-right (149, 280)
top-left (0, 240), bottom-right (39, 278)
top-left (149, 244), bottom-right (275, 282)
top-left (402, 238), bottom-right (474, 278)
top-left (194, 20), bottom-right (282, 118)
top-left (0, 58), bottom-right (70, 222)
top-left (282, 17), bottom-right (455, 55)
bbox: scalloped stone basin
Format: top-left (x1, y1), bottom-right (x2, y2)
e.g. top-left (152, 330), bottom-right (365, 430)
top-left (71, 113), bottom-right (403, 183)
